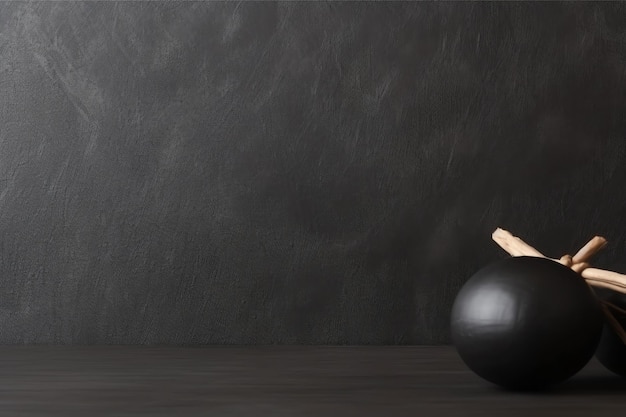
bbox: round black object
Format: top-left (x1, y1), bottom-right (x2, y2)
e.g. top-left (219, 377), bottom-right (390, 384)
top-left (451, 256), bottom-right (603, 390)
top-left (595, 293), bottom-right (626, 377)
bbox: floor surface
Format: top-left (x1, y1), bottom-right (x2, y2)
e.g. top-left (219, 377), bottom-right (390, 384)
top-left (0, 346), bottom-right (623, 416)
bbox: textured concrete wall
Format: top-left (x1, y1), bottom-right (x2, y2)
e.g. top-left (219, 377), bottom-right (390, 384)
top-left (1, 2), bottom-right (626, 344)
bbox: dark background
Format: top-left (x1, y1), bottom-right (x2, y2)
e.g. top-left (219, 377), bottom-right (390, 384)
top-left (0, 1), bottom-right (625, 344)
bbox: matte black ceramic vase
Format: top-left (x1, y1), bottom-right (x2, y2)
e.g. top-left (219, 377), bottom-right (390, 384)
top-left (451, 256), bottom-right (603, 390)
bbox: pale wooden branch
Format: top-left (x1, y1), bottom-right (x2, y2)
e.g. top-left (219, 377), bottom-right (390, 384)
top-left (582, 268), bottom-right (626, 290)
top-left (558, 255), bottom-right (573, 267)
top-left (571, 262), bottom-right (590, 274)
top-left (604, 301), bottom-right (626, 316)
top-left (491, 229), bottom-right (626, 293)
top-left (601, 302), bottom-right (626, 345)
top-left (572, 236), bottom-right (608, 264)
top-left (585, 279), bottom-right (626, 293)
top-left (492, 228), bottom-right (545, 257)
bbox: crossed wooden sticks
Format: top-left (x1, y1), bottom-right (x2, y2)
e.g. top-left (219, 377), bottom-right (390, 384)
top-left (492, 228), bottom-right (626, 344)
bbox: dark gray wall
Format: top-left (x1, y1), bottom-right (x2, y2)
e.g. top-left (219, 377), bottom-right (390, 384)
top-left (1, 1), bottom-right (626, 344)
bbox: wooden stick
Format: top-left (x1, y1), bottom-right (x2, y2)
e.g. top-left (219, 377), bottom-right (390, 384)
top-left (492, 229), bottom-right (524, 256)
top-left (492, 228), bottom-right (545, 257)
top-left (571, 262), bottom-right (590, 274)
top-left (603, 301), bottom-right (626, 316)
top-left (572, 236), bottom-right (608, 264)
top-left (582, 268), bottom-right (626, 289)
top-left (600, 303), bottom-right (626, 345)
top-left (491, 227), bottom-right (625, 344)
top-left (585, 279), bottom-right (626, 294)
top-left (557, 255), bottom-right (573, 267)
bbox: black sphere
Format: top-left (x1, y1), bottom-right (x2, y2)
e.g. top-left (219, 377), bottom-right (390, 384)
top-left (451, 256), bottom-right (603, 390)
top-left (595, 292), bottom-right (626, 377)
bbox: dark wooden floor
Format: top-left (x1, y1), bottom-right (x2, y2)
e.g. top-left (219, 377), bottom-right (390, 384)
top-left (0, 346), bottom-right (623, 416)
